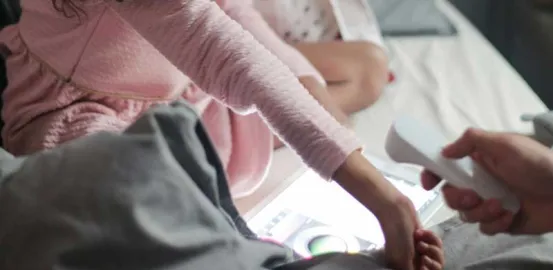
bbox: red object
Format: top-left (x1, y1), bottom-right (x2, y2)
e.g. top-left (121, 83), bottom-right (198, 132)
top-left (388, 72), bottom-right (395, 83)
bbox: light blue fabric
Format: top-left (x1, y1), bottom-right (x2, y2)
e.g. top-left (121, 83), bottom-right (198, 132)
top-left (368, 0), bottom-right (456, 36)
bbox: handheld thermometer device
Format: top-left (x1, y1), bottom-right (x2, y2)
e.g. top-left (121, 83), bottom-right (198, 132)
top-left (385, 116), bottom-right (520, 213)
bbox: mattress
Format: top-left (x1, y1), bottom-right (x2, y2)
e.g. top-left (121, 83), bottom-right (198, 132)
top-left (235, 0), bottom-right (548, 221)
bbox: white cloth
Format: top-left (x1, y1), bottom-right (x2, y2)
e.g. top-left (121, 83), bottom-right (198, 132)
top-left (329, 0), bottom-right (384, 46)
top-left (353, 0), bottom-right (548, 162)
top-left (253, 0), bottom-right (340, 43)
top-left (253, 0), bottom-right (384, 47)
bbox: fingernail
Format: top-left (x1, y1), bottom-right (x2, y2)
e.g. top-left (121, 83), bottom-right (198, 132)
top-left (459, 212), bottom-right (467, 222)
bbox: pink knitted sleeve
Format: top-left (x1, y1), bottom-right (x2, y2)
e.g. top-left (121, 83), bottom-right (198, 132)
top-left (215, 0), bottom-right (325, 85)
top-left (107, 0), bottom-right (362, 179)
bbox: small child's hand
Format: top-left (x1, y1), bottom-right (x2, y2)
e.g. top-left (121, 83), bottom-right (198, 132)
top-left (414, 229), bottom-right (444, 270)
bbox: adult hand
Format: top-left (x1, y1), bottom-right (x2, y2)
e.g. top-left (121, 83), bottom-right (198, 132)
top-left (335, 151), bottom-right (421, 270)
top-left (421, 128), bottom-right (553, 235)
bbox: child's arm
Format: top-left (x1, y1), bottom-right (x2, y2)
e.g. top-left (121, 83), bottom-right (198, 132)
top-left (216, 0), bottom-right (349, 127)
top-left (215, 0), bottom-right (326, 85)
top-left (106, 0), bottom-right (361, 180)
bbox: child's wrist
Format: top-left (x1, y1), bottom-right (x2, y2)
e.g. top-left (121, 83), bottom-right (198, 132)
top-left (334, 151), bottom-right (407, 217)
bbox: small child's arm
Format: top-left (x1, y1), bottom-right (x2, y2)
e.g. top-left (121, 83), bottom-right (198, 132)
top-left (216, 0), bottom-right (326, 85)
top-left (106, 0), bottom-right (361, 180)
top-left (216, 0), bottom-right (349, 126)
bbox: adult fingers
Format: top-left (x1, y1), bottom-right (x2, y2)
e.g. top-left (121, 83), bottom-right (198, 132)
top-left (459, 199), bottom-right (505, 224)
top-left (441, 184), bottom-right (482, 211)
top-left (441, 128), bottom-right (480, 159)
top-left (421, 170), bottom-right (442, 190)
top-left (442, 128), bottom-right (501, 159)
top-left (472, 150), bottom-right (504, 179)
top-left (479, 211), bottom-right (515, 235)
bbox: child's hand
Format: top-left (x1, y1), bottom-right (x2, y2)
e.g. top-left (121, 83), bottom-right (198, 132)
top-left (414, 229), bottom-right (444, 270)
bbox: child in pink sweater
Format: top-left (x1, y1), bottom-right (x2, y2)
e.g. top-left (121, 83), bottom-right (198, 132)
top-left (1, 0), bottom-right (387, 197)
top-left (0, 1), bottom-right (419, 268)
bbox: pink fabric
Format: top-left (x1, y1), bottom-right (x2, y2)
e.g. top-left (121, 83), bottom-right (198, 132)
top-left (0, 0), bottom-right (361, 190)
top-left (216, 0), bottom-right (326, 85)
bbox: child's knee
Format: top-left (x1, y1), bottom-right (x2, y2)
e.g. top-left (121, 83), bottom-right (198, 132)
top-left (351, 41), bottom-right (389, 107)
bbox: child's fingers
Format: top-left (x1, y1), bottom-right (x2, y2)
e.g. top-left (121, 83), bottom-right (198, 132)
top-left (421, 255), bottom-right (442, 270)
top-left (417, 242), bottom-right (444, 266)
top-left (415, 230), bottom-right (445, 268)
top-left (415, 230), bottom-right (443, 248)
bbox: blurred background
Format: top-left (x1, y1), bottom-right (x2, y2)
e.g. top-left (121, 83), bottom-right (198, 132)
top-left (451, 0), bottom-right (553, 108)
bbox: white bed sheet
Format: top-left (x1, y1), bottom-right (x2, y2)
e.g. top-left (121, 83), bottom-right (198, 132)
top-left (235, 0), bottom-right (548, 223)
top-left (356, 0), bottom-right (547, 160)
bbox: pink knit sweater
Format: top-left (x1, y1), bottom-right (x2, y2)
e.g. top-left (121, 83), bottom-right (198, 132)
top-left (0, 0), bottom-right (361, 193)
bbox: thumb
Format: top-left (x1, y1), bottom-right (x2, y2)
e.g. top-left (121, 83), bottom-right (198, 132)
top-left (442, 128), bottom-right (500, 159)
